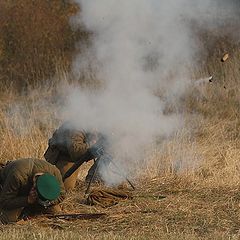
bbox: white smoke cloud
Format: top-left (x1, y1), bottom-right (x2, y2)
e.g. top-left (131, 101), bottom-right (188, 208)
top-left (63, 0), bottom-right (238, 185)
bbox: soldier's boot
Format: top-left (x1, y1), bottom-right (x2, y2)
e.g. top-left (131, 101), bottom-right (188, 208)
top-left (0, 208), bottom-right (23, 224)
top-left (56, 160), bottom-right (81, 191)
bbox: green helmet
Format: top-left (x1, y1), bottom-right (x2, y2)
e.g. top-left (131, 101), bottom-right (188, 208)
top-left (36, 173), bottom-right (60, 202)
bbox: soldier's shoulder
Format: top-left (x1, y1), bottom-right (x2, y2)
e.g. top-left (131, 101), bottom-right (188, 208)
top-left (2, 158), bottom-right (37, 180)
top-left (6, 158), bottom-right (35, 167)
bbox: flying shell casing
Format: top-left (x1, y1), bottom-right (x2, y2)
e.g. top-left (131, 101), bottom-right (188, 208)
top-left (221, 53), bottom-right (229, 62)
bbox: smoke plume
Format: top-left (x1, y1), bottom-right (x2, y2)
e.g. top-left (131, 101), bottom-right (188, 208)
top-left (63, 0), bottom-right (238, 184)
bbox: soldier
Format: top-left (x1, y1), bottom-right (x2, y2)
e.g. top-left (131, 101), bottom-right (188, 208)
top-left (0, 158), bottom-right (65, 224)
top-left (44, 122), bottom-right (104, 191)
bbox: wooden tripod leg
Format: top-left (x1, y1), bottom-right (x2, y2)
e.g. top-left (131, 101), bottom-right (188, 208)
top-left (85, 158), bottom-right (100, 195)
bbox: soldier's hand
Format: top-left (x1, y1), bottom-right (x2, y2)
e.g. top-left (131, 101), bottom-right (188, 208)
top-left (28, 187), bottom-right (37, 204)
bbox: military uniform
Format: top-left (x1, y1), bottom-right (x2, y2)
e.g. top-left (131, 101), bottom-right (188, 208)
top-left (44, 122), bottom-right (99, 190)
top-left (0, 158), bottom-right (65, 224)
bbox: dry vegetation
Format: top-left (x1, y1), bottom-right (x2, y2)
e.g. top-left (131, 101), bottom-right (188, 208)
top-left (0, 0), bottom-right (89, 90)
top-left (0, 1), bottom-right (240, 239)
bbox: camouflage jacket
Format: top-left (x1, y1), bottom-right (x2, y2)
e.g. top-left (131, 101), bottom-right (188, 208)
top-left (0, 158), bottom-right (65, 210)
top-left (44, 122), bottom-right (90, 163)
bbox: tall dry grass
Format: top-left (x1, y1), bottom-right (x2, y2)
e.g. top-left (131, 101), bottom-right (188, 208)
top-left (0, 46), bottom-right (238, 188)
top-left (0, 0), bottom-right (88, 89)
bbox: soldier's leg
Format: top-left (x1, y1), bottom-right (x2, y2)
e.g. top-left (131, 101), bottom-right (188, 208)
top-left (0, 208), bottom-right (23, 224)
top-left (56, 160), bottom-right (80, 191)
top-left (44, 147), bottom-right (79, 191)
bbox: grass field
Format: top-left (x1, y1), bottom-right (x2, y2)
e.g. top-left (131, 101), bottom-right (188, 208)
top-left (0, 1), bottom-right (239, 238)
top-left (0, 46), bottom-right (239, 239)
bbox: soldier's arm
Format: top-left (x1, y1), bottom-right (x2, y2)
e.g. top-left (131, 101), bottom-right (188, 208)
top-left (0, 173), bottom-right (28, 210)
top-left (50, 169), bottom-right (66, 206)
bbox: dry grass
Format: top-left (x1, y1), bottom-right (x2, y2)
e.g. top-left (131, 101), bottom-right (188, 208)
top-left (0, 0), bottom-right (88, 89)
top-left (0, 14), bottom-right (239, 238)
top-left (0, 48), bottom-right (239, 238)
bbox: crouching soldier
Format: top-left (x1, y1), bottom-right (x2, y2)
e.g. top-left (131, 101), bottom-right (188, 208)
top-left (44, 122), bottom-right (108, 191)
top-left (0, 158), bottom-right (65, 224)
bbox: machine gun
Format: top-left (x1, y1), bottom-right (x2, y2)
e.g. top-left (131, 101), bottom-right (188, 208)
top-left (63, 134), bottom-right (135, 194)
top-left (63, 134), bottom-right (109, 181)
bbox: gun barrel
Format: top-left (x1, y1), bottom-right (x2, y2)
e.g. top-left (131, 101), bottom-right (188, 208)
top-left (46, 213), bottom-right (106, 220)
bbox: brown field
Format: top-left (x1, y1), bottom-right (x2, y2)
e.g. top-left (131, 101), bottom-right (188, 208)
top-left (0, 1), bottom-right (240, 239)
top-left (0, 50), bottom-right (239, 239)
